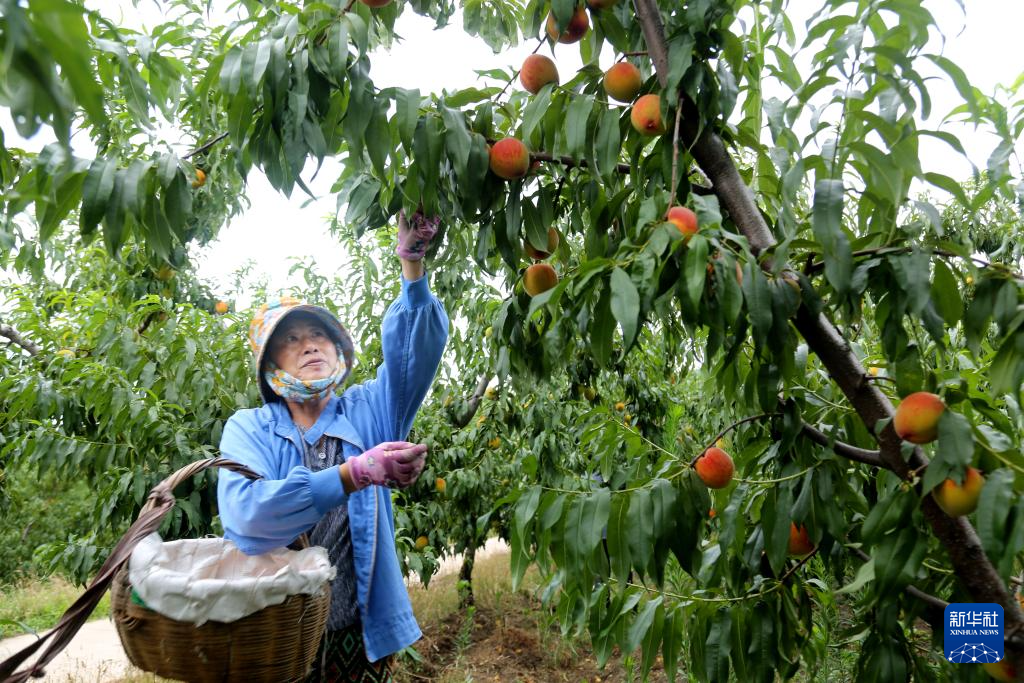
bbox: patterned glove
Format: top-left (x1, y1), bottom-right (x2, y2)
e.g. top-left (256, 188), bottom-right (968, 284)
top-left (395, 209), bottom-right (440, 261)
top-left (347, 441), bottom-right (427, 489)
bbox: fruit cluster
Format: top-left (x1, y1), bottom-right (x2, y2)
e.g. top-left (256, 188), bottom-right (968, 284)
top-left (492, 3), bottom-right (703, 299)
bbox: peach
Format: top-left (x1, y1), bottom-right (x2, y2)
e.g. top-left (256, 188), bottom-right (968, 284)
top-left (415, 535), bottom-right (428, 549)
top-left (525, 227), bottom-right (560, 260)
top-left (587, 0), bottom-right (619, 8)
top-left (215, 300), bottom-right (229, 314)
top-left (788, 523), bottom-right (814, 556)
top-left (983, 660), bottom-right (1018, 682)
top-left (359, 0), bottom-right (391, 6)
top-left (435, 477), bottom-right (446, 493)
top-left (489, 138), bottom-right (531, 180)
top-left (630, 93), bottom-right (666, 135)
top-left (695, 447), bottom-right (734, 489)
top-left (520, 54), bottom-right (559, 95)
top-left (666, 206), bottom-right (698, 241)
top-left (932, 466), bottom-right (985, 517)
top-left (524, 263), bottom-right (558, 296)
top-left (546, 7), bottom-right (589, 44)
top-left (893, 391), bottom-right (945, 444)
top-left (603, 62), bottom-right (642, 103)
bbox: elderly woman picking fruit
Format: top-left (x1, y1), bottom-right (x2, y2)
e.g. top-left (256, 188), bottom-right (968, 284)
top-left (217, 210), bottom-right (447, 681)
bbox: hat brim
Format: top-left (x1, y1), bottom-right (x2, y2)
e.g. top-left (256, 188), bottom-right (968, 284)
top-left (256, 305), bottom-right (354, 404)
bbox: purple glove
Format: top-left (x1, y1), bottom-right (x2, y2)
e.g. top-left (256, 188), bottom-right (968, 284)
top-left (347, 441), bottom-right (427, 489)
top-left (395, 209), bottom-right (440, 261)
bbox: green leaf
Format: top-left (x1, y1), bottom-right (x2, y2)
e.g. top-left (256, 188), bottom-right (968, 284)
top-left (624, 596), bottom-right (662, 656)
top-left (811, 179), bottom-right (851, 295)
top-left (395, 88), bottom-right (420, 151)
top-left (328, 22), bottom-right (349, 85)
top-left (443, 87), bottom-right (498, 108)
top-left (564, 94), bottom-right (594, 159)
top-left (704, 608), bottom-right (733, 683)
top-left (741, 263), bottom-right (772, 347)
top-left (610, 267), bottom-right (640, 349)
top-left (346, 12), bottom-right (369, 56)
top-left (29, 0), bottom-right (107, 127)
top-left (762, 487), bottom-right (793, 577)
top-left (930, 260), bottom-right (962, 325)
top-left (591, 281), bottom-right (614, 366)
top-left (662, 606), bottom-right (682, 681)
top-left (244, 39), bottom-right (272, 95)
top-left (102, 168), bottom-right (127, 253)
top-left (640, 602), bottom-right (664, 678)
top-left (606, 493), bottom-right (632, 586)
top-left (683, 234), bottom-right (709, 310)
top-left (975, 468), bottom-right (1015, 577)
top-left (40, 170), bottom-right (85, 241)
top-left (922, 172), bottom-right (969, 205)
top-left (441, 106), bottom-right (472, 180)
top-left (837, 557), bottom-right (875, 595)
top-left (514, 485), bottom-right (542, 540)
top-left (80, 158), bottom-right (116, 236)
top-left (990, 334), bottom-right (1024, 396)
top-left (219, 47), bottom-right (243, 97)
top-left (582, 488), bottom-right (611, 573)
top-left (521, 85), bottom-right (552, 142)
top-left (595, 106), bottom-right (620, 182)
top-left (627, 488), bottom-right (653, 578)
top-left (922, 411), bottom-right (975, 492)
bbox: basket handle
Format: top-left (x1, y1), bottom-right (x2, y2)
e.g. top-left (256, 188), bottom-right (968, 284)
top-left (0, 457), bottom-right (275, 683)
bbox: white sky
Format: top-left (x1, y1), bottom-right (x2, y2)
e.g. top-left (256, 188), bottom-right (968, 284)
top-left (4, 1), bottom-right (1022, 306)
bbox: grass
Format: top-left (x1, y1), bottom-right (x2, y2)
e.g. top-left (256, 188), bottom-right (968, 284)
top-left (0, 575), bottom-right (110, 639)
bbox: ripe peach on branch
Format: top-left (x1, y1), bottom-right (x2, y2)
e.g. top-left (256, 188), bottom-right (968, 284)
top-left (545, 6), bottom-right (589, 44)
top-left (520, 54), bottom-right (559, 95)
top-left (630, 94), bottom-right (666, 135)
top-left (524, 263), bottom-right (558, 296)
top-left (489, 138), bottom-right (531, 180)
top-left (695, 447), bottom-right (734, 489)
top-left (893, 391), bottom-right (945, 444)
top-left (603, 62), bottom-right (642, 103)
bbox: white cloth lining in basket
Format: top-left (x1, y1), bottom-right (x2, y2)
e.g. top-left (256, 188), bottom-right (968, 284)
top-left (128, 532), bottom-right (336, 625)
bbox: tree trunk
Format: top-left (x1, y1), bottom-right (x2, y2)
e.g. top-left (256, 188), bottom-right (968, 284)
top-left (458, 545), bottom-right (476, 608)
top-left (632, 0), bottom-right (1024, 667)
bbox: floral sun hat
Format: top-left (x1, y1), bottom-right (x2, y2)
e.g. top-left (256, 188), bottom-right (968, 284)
top-left (248, 296), bottom-right (355, 404)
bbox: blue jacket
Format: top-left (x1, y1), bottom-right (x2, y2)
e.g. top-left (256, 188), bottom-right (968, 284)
top-left (216, 274), bottom-right (449, 662)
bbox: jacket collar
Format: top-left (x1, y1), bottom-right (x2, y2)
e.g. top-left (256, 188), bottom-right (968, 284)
top-left (268, 395), bottom-right (366, 451)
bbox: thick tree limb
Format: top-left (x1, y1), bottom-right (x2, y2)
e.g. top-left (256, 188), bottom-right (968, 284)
top-left (800, 422), bottom-right (883, 468)
top-left (632, 0), bottom-right (1024, 666)
top-left (452, 374), bottom-right (491, 429)
top-left (0, 322), bottom-right (40, 356)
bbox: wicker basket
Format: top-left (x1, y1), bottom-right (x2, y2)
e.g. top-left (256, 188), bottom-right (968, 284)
top-left (0, 457), bottom-right (331, 683)
top-left (111, 564), bottom-right (329, 683)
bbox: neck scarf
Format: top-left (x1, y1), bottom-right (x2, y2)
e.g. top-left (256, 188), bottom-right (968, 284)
top-left (263, 348), bottom-right (349, 403)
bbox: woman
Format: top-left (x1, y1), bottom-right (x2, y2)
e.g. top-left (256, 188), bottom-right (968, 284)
top-left (216, 211), bottom-right (447, 681)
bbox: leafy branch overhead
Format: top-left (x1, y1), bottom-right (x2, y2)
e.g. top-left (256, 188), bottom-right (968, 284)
top-left (3, 0), bottom-right (1024, 680)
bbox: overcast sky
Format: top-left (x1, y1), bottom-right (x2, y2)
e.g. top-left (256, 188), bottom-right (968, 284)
top-left (4, 2), bottom-right (1022, 307)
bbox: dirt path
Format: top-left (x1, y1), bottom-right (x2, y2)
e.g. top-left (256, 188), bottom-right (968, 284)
top-left (0, 539), bottom-right (509, 682)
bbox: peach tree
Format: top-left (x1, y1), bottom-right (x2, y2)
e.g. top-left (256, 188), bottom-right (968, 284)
top-left (3, 0), bottom-right (1024, 679)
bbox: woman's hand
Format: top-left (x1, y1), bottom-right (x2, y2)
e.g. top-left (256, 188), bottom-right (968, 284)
top-left (395, 209), bottom-right (440, 261)
top-left (345, 441), bottom-right (428, 490)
